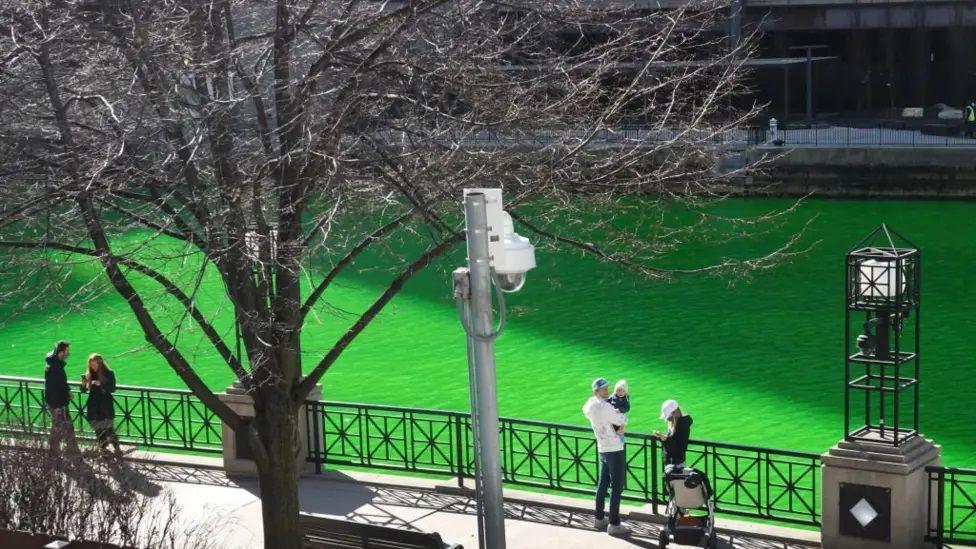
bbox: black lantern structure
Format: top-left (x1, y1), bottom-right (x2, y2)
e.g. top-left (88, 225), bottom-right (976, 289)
top-left (845, 225), bottom-right (920, 446)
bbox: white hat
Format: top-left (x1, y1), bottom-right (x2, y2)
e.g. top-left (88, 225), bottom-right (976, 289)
top-left (614, 379), bottom-right (628, 393)
top-left (592, 378), bottom-right (609, 391)
top-left (660, 399), bottom-right (679, 420)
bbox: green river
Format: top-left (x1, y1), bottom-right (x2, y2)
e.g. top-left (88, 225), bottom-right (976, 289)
top-left (1, 198), bottom-right (973, 465)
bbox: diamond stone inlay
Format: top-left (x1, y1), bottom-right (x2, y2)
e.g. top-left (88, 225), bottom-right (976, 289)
top-left (850, 497), bottom-right (879, 528)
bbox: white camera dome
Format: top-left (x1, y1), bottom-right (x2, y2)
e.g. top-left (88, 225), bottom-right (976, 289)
top-left (493, 212), bottom-right (536, 278)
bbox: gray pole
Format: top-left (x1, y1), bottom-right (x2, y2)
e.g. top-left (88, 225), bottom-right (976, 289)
top-left (464, 304), bottom-right (487, 549)
top-left (463, 192), bottom-right (507, 549)
top-left (805, 48), bottom-right (813, 125)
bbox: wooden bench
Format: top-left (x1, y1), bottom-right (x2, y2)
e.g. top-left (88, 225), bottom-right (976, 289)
top-left (301, 514), bottom-right (463, 549)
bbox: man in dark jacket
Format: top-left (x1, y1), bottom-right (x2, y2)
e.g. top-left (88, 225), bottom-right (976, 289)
top-left (45, 341), bottom-right (79, 455)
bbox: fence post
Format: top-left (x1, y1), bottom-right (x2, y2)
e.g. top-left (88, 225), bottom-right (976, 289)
top-left (310, 403), bottom-right (323, 475)
top-left (936, 469), bottom-right (946, 548)
top-left (455, 413), bottom-right (465, 488)
top-left (651, 436), bottom-right (659, 515)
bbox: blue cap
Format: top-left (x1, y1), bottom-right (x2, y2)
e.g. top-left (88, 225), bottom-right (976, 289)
top-left (592, 378), bottom-right (609, 391)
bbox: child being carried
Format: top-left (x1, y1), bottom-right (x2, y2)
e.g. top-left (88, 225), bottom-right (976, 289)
top-left (608, 380), bottom-right (630, 441)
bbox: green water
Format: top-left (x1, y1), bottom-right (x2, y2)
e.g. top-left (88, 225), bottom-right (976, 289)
top-left (1, 198), bottom-right (974, 466)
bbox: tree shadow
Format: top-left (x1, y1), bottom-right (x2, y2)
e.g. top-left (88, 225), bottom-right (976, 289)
top-left (102, 458), bottom-right (163, 497)
top-left (52, 451), bottom-right (164, 500)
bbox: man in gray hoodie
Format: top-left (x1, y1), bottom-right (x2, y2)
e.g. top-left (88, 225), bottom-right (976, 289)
top-left (582, 377), bottom-right (630, 536)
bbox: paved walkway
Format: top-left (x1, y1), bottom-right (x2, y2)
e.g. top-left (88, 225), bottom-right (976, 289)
top-left (121, 454), bottom-right (820, 549)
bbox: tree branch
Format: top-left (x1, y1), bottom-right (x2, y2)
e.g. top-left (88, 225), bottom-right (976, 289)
top-left (294, 233), bottom-right (463, 401)
top-left (299, 211), bottom-right (413, 325)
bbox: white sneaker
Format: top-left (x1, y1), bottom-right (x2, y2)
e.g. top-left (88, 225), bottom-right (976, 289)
top-left (594, 517), bottom-right (610, 530)
top-left (607, 523), bottom-right (631, 536)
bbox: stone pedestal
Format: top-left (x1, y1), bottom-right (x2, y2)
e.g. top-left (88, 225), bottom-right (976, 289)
top-left (822, 435), bottom-right (940, 549)
top-left (218, 382), bottom-right (324, 477)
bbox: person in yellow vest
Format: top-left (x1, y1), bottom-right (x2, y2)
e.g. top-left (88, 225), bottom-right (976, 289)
top-left (965, 101), bottom-right (976, 138)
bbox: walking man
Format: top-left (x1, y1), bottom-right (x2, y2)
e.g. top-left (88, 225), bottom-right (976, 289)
top-left (45, 340), bottom-right (80, 456)
top-left (582, 377), bottom-right (630, 536)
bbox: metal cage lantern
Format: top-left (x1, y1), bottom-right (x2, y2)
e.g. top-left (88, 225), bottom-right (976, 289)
top-left (845, 225), bottom-right (920, 446)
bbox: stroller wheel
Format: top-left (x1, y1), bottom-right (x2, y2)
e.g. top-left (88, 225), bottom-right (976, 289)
top-left (705, 534), bottom-right (717, 549)
top-left (657, 528), bottom-right (669, 548)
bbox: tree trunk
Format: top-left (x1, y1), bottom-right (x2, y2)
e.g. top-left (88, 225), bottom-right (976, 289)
top-left (254, 391), bottom-right (303, 549)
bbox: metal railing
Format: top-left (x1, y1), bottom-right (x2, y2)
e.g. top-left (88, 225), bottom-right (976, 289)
top-left (928, 466), bottom-right (976, 547)
top-left (757, 124), bottom-right (976, 148)
top-left (369, 124), bottom-right (976, 150)
top-left (306, 400), bottom-right (822, 526)
top-left (367, 127), bottom-right (759, 149)
top-left (0, 374), bottom-right (821, 526)
top-left (0, 375), bottom-right (222, 454)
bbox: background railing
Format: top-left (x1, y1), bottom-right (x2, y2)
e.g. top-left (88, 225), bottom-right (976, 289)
top-left (0, 375), bottom-right (221, 454)
top-left (928, 466), bottom-right (976, 547)
top-left (306, 400), bottom-right (822, 526)
top-left (367, 127), bottom-right (759, 149)
top-left (368, 124), bottom-right (976, 149)
top-left (756, 124), bottom-right (976, 148)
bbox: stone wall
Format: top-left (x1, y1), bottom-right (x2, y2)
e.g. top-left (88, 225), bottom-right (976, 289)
top-left (741, 147), bottom-right (976, 198)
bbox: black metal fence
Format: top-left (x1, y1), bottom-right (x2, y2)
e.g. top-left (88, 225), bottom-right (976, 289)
top-left (369, 127), bottom-right (757, 149)
top-left (0, 375), bottom-right (222, 454)
top-left (755, 125), bottom-right (976, 148)
top-left (305, 400), bottom-right (822, 526)
top-left (0, 375), bottom-right (822, 527)
top-left (371, 125), bottom-right (976, 149)
top-left (928, 466), bottom-right (976, 547)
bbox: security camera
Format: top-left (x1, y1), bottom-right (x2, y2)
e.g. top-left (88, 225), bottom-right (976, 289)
top-left (463, 188), bottom-right (536, 293)
top-left (493, 272), bottom-right (526, 293)
top-left (492, 211), bottom-right (535, 293)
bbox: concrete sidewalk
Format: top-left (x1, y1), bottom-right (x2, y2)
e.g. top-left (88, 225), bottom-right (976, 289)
top-left (125, 452), bottom-right (820, 549)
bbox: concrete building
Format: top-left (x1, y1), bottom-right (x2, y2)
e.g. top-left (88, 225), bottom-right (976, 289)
top-left (600, 0), bottom-right (976, 120)
top-left (741, 0), bottom-right (976, 117)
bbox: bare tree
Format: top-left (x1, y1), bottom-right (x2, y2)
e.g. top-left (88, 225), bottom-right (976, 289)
top-left (0, 0), bottom-right (805, 546)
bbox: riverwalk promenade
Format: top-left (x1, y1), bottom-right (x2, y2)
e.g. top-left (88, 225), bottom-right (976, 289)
top-left (126, 451), bottom-right (820, 549)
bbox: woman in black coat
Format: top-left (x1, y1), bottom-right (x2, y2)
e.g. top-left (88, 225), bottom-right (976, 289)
top-left (654, 399), bottom-right (693, 473)
top-left (81, 353), bottom-right (121, 456)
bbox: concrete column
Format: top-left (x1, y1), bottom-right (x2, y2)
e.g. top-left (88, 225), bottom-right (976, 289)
top-left (821, 436), bottom-right (941, 549)
top-left (947, 26), bottom-right (972, 107)
top-left (849, 31), bottom-right (871, 111)
top-left (728, 0), bottom-right (744, 50)
top-left (884, 29), bottom-right (897, 110)
top-left (219, 382), bottom-right (325, 477)
top-left (909, 28), bottom-right (930, 107)
top-left (774, 33), bottom-right (790, 121)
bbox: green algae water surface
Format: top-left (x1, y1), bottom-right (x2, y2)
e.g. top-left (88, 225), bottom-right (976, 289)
top-left (1, 198), bottom-right (973, 465)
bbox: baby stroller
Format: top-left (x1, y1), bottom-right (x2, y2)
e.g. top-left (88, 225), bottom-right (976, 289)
top-left (657, 467), bottom-right (717, 548)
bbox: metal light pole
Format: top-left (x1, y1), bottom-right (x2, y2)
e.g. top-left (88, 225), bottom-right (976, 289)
top-left (459, 192), bottom-right (506, 549)
top-left (453, 189), bottom-right (534, 549)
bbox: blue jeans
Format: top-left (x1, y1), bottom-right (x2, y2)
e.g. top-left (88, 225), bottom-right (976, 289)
top-left (595, 450), bottom-right (626, 525)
